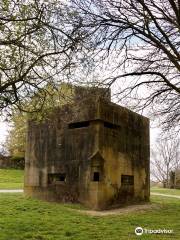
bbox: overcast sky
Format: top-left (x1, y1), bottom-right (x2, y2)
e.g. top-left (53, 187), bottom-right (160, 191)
top-left (0, 121), bottom-right (9, 149)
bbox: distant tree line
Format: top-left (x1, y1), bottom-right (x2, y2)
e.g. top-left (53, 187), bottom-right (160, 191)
top-left (151, 138), bottom-right (180, 187)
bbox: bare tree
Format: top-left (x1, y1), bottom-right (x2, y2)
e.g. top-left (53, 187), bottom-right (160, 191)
top-left (66, 0), bottom-right (180, 131)
top-left (151, 138), bottom-right (180, 187)
top-left (0, 0), bottom-right (83, 114)
top-left (1, 0), bottom-right (179, 132)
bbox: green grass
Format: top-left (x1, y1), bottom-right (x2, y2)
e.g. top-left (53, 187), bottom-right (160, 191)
top-left (0, 169), bottom-right (24, 189)
top-left (0, 194), bottom-right (179, 240)
top-left (0, 170), bottom-right (179, 239)
top-left (151, 186), bottom-right (180, 196)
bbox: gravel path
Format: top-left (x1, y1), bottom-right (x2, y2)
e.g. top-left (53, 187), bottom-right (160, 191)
top-left (151, 192), bottom-right (180, 199)
top-left (0, 189), bottom-right (23, 193)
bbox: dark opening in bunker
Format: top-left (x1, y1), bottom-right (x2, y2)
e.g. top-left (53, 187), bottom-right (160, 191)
top-left (104, 121), bottom-right (120, 130)
top-left (59, 173), bottom-right (66, 181)
top-left (93, 172), bottom-right (100, 182)
top-left (68, 121), bottom-right (90, 129)
top-left (48, 173), bottom-right (66, 184)
top-left (121, 175), bottom-right (134, 185)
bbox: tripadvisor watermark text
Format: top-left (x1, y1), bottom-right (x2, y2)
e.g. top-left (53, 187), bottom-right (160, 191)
top-left (135, 227), bottom-right (173, 236)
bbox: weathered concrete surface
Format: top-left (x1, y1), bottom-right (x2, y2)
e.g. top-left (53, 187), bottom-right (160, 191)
top-left (25, 87), bottom-right (150, 210)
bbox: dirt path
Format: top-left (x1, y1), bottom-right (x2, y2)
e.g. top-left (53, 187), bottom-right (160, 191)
top-left (76, 204), bottom-right (159, 216)
top-left (0, 189), bottom-right (23, 193)
top-left (151, 192), bottom-right (180, 199)
top-left (76, 193), bottom-right (180, 216)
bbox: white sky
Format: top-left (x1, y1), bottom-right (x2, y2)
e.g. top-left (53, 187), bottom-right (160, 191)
top-left (0, 121), bottom-right (8, 141)
top-left (0, 121), bottom-right (9, 150)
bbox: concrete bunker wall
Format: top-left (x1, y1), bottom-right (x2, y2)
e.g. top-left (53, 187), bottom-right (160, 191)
top-left (25, 88), bottom-right (150, 210)
top-left (81, 101), bottom-right (149, 209)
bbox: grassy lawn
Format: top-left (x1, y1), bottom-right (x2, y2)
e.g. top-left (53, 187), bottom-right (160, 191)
top-left (0, 194), bottom-right (179, 240)
top-left (0, 169), bottom-right (24, 189)
top-left (151, 186), bottom-right (180, 196)
top-left (0, 169), bottom-right (179, 239)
